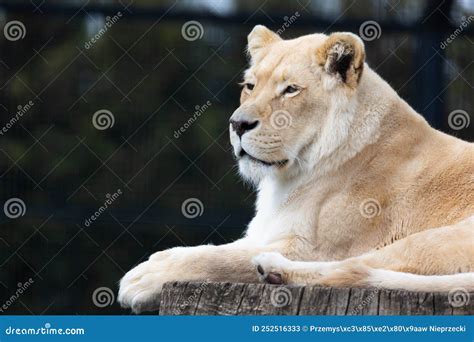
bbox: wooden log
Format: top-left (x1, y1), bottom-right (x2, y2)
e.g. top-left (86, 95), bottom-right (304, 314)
top-left (158, 282), bottom-right (474, 315)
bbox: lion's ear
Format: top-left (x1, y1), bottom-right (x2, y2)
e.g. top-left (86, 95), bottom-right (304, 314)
top-left (247, 25), bottom-right (281, 59)
top-left (316, 32), bottom-right (365, 89)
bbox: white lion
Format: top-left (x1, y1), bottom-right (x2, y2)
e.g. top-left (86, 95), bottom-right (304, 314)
top-left (119, 26), bottom-right (474, 313)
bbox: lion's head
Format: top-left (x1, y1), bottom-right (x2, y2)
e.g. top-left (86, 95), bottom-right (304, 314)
top-left (229, 26), bottom-right (367, 185)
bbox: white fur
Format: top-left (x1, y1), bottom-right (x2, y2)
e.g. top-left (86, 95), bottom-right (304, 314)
top-left (367, 269), bottom-right (474, 292)
top-left (254, 252), bottom-right (474, 291)
top-left (243, 69), bottom-right (389, 246)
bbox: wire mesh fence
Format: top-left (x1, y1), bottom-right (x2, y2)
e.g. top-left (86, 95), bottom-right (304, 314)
top-left (0, 0), bottom-right (472, 313)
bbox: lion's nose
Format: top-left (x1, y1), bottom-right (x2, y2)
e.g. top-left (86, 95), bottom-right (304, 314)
top-left (230, 119), bottom-right (259, 137)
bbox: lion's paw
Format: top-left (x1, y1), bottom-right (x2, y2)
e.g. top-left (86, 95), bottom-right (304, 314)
top-left (118, 249), bottom-right (185, 313)
top-left (252, 252), bottom-right (292, 285)
top-left (118, 260), bottom-right (164, 313)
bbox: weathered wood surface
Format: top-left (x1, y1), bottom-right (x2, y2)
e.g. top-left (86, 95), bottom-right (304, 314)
top-left (158, 282), bottom-right (473, 315)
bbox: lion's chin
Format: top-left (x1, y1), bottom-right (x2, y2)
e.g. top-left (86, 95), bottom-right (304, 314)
top-left (238, 158), bottom-right (269, 185)
top-left (238, 156), bottom-right (289, 185)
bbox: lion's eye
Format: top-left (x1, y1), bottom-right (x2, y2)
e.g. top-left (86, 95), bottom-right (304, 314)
top-left (283, 85), bottom-right (299, 94)
top-left (244, 83), bottom-right (255, 91)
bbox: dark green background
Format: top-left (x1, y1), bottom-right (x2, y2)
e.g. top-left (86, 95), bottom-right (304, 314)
top-left (0, 0), bottom-right (472, 314)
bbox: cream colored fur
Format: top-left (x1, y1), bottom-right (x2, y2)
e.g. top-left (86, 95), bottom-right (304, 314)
top-left (118, 26), bottom-right (474, 313)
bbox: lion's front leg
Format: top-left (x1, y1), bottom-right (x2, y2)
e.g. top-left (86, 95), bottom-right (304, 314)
top-left (253, 252), bottom-right (342, 285)
top-left (118, 241), bottom-right (283, 313)
top-left (254, 217), bottom-right (474, 290)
